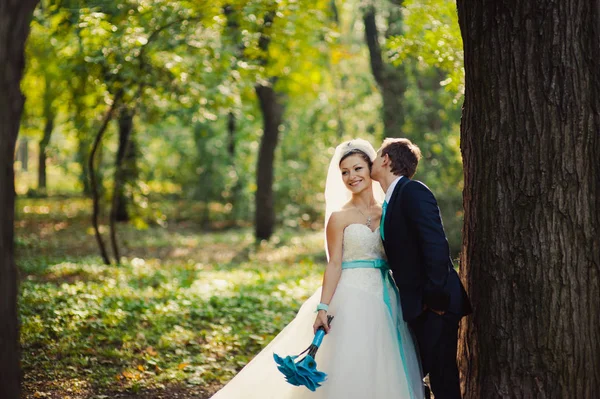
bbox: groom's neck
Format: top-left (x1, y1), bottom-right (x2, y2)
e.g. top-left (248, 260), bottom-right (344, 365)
top-left (379, 172), bottom-right (400, 194)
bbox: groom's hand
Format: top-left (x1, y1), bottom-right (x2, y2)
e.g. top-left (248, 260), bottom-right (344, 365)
top-left (313, 310), bottom-right (330, 334)
top-left (423, 304), bottom-right (445, 316)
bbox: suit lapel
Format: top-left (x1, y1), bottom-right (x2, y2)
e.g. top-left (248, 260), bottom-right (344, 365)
top-left (384, 176), bottom-right (409, 246)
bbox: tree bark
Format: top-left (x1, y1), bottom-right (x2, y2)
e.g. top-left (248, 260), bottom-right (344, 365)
top-left (255, 83), bottom-right (284, 240)
top-left (0, 1), bottom-right (40, 397)
top-left (457, 1), bottom-right (600, 398)
top-left (363, 4), bottom-right (407, 139)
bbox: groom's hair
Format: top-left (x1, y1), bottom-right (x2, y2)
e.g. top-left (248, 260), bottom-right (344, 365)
top-left (380, 138), bottom-right (422, 178)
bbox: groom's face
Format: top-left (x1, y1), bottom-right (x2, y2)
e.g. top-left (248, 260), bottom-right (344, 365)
top-left (371, 150), bottom-right (384, 181)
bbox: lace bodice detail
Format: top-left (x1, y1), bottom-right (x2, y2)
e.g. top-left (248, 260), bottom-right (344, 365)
top-left (338, 224), bottom-right (390, 295)
top-left (342, 224), bottom-right (386, 262)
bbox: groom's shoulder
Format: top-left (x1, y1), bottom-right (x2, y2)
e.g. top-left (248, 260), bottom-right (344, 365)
top-left (403, 179), bottom-right (436, 199)
top-left (404, 179), bottom-right (432, 193)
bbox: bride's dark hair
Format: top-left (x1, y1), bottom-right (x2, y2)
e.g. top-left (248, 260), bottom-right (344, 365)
top-left (339, 149), bottom-right (373, 171)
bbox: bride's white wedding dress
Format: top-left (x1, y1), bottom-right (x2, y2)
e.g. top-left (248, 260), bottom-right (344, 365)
top-left (211, 224), bottom-right (424, 399)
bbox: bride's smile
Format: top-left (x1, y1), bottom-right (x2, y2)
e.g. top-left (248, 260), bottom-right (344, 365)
top-left (340, 155), bottom-right (372, 192)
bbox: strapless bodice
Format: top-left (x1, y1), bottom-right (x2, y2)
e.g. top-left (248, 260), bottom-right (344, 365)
top-left (338, 224), bottom-right (389, 294)
top-left (342, 223), bottom-right (386, 262)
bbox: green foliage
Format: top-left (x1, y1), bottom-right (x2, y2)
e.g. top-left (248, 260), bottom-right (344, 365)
top-left (16, 1), bottom-right (471, 395)
top-left (387, 0), bottom-right (464, 97)
top-left (17, 0), bottom-right (465, 253)
top-left (17, 198), bottom-right (323, 396)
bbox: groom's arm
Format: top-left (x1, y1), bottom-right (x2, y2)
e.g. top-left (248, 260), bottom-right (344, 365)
top-left (403, 181), bottom-right (451, 312)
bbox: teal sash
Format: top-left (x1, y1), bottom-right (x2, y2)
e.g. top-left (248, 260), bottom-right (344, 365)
top-left (341, 259), bottom-right (417, 399)
top-left (342, 259), bottom-right (396, 317)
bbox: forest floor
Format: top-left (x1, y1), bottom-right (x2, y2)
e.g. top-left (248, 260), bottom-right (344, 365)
top-left (17, 197), bottom-right (323, 399)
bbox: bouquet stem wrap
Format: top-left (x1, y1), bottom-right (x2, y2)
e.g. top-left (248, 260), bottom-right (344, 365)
top-left (273, 315), bottom-right (333, 391)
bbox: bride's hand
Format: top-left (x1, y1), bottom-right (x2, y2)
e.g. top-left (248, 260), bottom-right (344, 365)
top-left (313, 310), bottom-right (330, 334)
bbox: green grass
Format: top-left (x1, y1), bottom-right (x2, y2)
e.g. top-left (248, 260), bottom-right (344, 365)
top-left (17, 197), bottom-right (325, 398)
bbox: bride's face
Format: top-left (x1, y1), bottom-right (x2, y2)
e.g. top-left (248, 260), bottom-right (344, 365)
top-left (340, 154), bottom-right (372, 193)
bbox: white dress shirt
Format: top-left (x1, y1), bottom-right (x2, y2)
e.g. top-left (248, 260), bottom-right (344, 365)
top-left (384, 175), bottom-right (404, 203)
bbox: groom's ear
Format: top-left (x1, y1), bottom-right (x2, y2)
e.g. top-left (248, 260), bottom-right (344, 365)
top-left (382, 153), bottom-right (390, 166)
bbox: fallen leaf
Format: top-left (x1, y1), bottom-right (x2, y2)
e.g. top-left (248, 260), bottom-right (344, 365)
top-left (178, 362), bottom-right (189, 370)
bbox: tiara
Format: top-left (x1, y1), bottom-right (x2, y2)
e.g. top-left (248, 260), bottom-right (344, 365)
top-left (339, 139), bottom-right (377, 161)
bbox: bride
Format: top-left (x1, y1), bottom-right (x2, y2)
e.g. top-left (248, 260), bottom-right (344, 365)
top-left (210, 139), bottom-right (424, 399)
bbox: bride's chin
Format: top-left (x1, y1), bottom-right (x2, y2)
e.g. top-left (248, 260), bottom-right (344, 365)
top-left (347, 182), bottom-right (368, 193)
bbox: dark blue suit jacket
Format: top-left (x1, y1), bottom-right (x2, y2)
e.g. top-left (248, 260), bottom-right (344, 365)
top-left (383, 177), bottom-right (472, 322)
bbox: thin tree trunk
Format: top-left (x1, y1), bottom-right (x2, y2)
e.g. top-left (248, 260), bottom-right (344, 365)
top-left (89, 89), bottom-right (123, 266)
top-left (227, 111), bottom-right (235, 157)
top-left (253, 8), bottom-right (284, 241)
top-left (329, 0), bottom-right (345, 138)
top-left (457, 1), bottom-right (600, 397)
top-left (17, 139), bottom-right (28, 171)
top-left (37, 119), bottom-right (52, 192)
top-left (72, 30), bottom-right (91, 195)
top-left (226, 110), bottom-right (246, 223)
top-left (109, 106), bottom-right (136, 264)
top-left (114, 107), bottom-right (135, 223)
top-left (73, 97), bottom-right (91, 195)
top-left (0, 2), bottom-right (40, 397)
top-left (76, 134), bottom-right (91, 194)
top-left (223, 6), bottom-right (247, 223)
top-left (37, 88), bottom-right (54, 192)
top-left (363, 4), bottom-right (407, 139)
top-left (255, 83), bottom-right (284, 240)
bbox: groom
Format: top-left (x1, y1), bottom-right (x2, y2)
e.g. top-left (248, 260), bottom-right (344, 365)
top-left (371, 138), bottom-right (472, 399)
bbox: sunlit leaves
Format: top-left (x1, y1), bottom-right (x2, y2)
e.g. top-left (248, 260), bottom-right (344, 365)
top-left (387, 0), bottom-right (464, 96)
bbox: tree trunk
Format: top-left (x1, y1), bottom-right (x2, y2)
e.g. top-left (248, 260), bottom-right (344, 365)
top-left (226, 110), bottom-right (246, 223)
top-left (114, 106), bottom-right (135, 222)
top-left (253, 8), bottom-right (283, 241)
top-left (457, 1), bottom-right (600, 398)
top-left (76, 134), bottom-right (91, 194)
top-left (37, 119), bottom-right (52, 192)
top-left (227, 111), bottom-right (236, 157)
top-left (0, 2), bottom-right (40, 397)
top-left (254, 83), bottom-right (284, 240)
top-left (72, 30), bottom-right (91, 195)
top-left (89, 89), bottom-right (123, 266)
top-left (108, 106), bottom-right (134, 264)
top-left (17, 138), bottom-right (28, 171)
top-left (37, 90), bottom-right (54, 192)
top-left (363, 4), bottom-right (407, 139)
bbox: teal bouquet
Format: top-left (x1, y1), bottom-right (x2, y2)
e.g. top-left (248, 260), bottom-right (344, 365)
top-left (273, 315), bottom-right (334, 391)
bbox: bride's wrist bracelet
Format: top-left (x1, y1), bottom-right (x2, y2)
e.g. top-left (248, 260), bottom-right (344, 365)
top-left (316, 303), bottom-right (329, 313)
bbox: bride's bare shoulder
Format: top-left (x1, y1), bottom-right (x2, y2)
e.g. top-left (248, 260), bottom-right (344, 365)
top-left (328, 207), bottom-right (354, 229)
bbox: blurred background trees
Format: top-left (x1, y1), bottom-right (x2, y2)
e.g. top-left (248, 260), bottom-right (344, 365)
top-left (15, 0), bottom-right (464, 254)
top-left (8, 1), bottom-right (599, 397)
